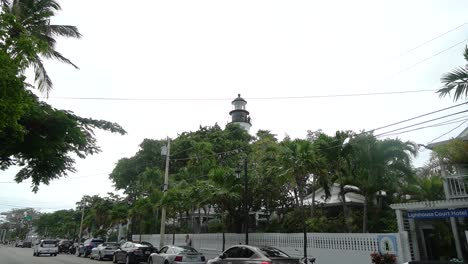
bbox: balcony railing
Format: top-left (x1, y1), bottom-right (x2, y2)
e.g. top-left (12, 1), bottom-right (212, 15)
top-left (445, 174), bottom-right (468, 199)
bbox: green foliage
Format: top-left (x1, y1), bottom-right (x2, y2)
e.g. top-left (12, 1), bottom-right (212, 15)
top-left (1, 0), bottom-right (82, 94)
top-left (0, 3), bottom-right (126, 192)
top-left (207, 219), bottom-right (224, 233)
top-left (34, 209), bottom-right (80, 239)
top-left (433, 139), bottom-right (468, 166)
top-left (437, 46), bottom-right (468, 101)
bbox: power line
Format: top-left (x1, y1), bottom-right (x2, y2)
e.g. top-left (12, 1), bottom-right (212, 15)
top-left (369, 101), bottom-right (468, 132)
top-left (375, 118), bottom-right (468, 138)
top-left (397, 22), bottom-right (468, 57)
top-left (43, 89), bottom-right (438, 102)
top-left (389, 37), bottom-right (468, 78)
top-left (375, 110), bottom-right (468, 137)
top-left (430, 120), bottom-right (468, 143)
top-left (0, 172), bottom-right (108, 184)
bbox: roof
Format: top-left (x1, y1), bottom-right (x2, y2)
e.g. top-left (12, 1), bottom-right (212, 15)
top-left (303, 183), bottom-right (365, 206)
top-left (390, 198), bottom-right (468, 210)
top-left (232, 94), bottom-right (247, 103)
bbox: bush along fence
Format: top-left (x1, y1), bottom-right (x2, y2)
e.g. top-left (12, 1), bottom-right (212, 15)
top-left (133, 232), bottom-right (411, 264)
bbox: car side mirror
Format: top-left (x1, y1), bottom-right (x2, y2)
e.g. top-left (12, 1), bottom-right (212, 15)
top-left (219, 253), bottom-right (227, 259)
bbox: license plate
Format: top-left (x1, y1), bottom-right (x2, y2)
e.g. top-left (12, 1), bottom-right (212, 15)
top-left (145, 251), bottom-right (150, 254)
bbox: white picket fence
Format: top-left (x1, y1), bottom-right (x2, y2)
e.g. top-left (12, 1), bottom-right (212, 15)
top-left (133, 232), bottom-right (410, 264)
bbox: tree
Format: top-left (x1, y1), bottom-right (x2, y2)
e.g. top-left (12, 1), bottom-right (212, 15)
top-left (1, 0), bottom-right (82, 94)
top-left (0, 11), bottom-right (126, 192)
top-left (1, 208), bottom-right (40, 240)
top-left (347, 134), bottom-right (417, 232)
top-left (311, 130), bottom-right (354, 232)
top-left (437, 46), bottom-right (468, 101)
top-left (279, 138), bottom-right (325, 259)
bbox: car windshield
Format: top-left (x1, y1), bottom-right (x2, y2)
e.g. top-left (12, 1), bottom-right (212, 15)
top-left (42, 241), bottom-right (56, 245)
top-left (259, 247), bottom-right (290, 258)
top-left (92, 240), bottom-right (104, 243)
top-left (173, 246), bottom-right (198, 254)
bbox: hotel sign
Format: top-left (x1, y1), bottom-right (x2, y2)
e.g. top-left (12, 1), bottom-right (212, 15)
top-left (407, 208), bottom-right (468, 219)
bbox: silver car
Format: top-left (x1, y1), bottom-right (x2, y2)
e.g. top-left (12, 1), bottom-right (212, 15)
top-left (90, 242), bottom-right (119, 261)
top-left (148, 245), bottom-right (206, 264)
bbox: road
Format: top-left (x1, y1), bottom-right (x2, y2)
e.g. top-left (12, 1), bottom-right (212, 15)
top-left (0, 246), bottom-right (116, 264)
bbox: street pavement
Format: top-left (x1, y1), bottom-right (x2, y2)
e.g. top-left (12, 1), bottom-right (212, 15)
top-left (0, 246), bottom-right (119, 264)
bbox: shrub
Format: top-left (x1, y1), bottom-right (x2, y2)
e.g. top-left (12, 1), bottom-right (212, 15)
top-left (370, 252), bottom-right (397, 264)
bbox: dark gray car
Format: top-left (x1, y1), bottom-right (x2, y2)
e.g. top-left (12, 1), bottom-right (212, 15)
top-left (208, 245), bottom-right (304, 264)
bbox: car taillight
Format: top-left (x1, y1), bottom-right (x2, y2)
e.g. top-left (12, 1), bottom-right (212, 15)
top-left (201, 256), bottom-right (206, 261)
top-left (175, 256), bottom-right (183, 262)
top-left (261, 262), bottom-right (271, 264)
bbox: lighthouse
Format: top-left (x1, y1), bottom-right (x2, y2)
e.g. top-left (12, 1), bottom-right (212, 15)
top-left (229, 94), bottom-right (251, 132)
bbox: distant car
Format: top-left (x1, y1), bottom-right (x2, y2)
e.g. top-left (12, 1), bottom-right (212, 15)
top-left (15, 240), bottom-right (23, 247)
top-left (90, 242), bottom-right (119, 261)
top-left (33, 239), bottom-right (58, 257)
top-left (113, 241), bottom-right (157, 264)
top-left (22, 241), bottom-right (32, 248)
top-left (58, 240), bottom-right (73, 253)
top-left (148, 245), bottom-right (206, 264)
top-left (207, 245), bottom-right (312, 264)
top-left (77, 238), bottom-right (104, 257)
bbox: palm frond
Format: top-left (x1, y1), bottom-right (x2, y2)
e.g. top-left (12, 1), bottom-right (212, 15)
top-left (438, 46), bottom-right (468, 101)
top-left (438, 67), bottom-right (468, 101)
top-left (42, 49), bottom-right (79, 69)
top-left (49, 24), bottom-right (82, 38)
top-left (33, 56), bottom-right (53, 95)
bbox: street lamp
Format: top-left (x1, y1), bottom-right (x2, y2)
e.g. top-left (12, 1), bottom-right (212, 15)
top-left (235, 157), bottom-right (249, 245)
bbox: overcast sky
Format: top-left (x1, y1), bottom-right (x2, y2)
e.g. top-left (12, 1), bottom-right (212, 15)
top-left (1, 0), bottom-right (468, 214)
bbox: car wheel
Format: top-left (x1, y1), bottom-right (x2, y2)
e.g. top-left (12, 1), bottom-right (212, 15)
top-left (54, 254), bottom-right (57, 256)
top-left (33, 252), bottom-right (36, 256)
top-left (50, 254), bottom-right (53, 256)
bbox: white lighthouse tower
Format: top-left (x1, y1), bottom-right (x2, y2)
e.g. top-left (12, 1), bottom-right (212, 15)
top-left (229, 94), bottom-right (251, 132)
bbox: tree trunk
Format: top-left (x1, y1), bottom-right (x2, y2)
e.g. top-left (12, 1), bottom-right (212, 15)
top-left (362, 196), bottom-right (368, 233)
top-left (340, 185), bottom-right (350, 232)
top-left (310, 177), bottom-right (317, 217)
top-left (198, 208), bottom-right (201, 234)
top-left (299, 190), bottom-right (308, 259)
top-left (293, 188), bottom-right (299, 206)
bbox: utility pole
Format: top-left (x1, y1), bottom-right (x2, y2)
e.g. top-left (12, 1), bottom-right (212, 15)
top-left (159, 138), bottom-right (171, 249)
top-left (78, 204), bottom-right (85, 244)
top-left (244, 157), bottom-right (249, 245)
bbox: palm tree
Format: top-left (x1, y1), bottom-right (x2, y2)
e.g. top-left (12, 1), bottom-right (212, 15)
top-left (437, 46), bottom-right (468, 101)
top-left (1, 0), bottom-right (82, 94)
top-left (279, 139), bottom-right (326, 259)
top-left (348, 135), bottom-right (417, 232)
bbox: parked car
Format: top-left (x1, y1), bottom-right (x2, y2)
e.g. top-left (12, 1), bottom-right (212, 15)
top-left (22, 241), bottom-right (32, 248)
top-left (58, 240), bottom-right (73, 253)
top-left (15, 240), bottom-right (23, 247)
top-left (148, 245), bottom-right (206, 264)
top-left (90, 242), bottom-right (119, 261)
top-left (207, 245), bottom-right (313, 264)
top-left (77, 238), bottom-right (104, 257)
top-left (33, 239), bottom-right (59, 257)
top-left (113, 241), bottom-right (157, 264)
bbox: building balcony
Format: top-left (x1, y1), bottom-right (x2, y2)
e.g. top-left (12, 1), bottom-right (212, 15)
top-left (445, 173), bottom-right (468, 200)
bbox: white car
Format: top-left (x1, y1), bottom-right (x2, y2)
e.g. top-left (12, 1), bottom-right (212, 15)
top-left (33, 239), bottom-right (58, 257)
top-left (148, 245), bottom-right (206, 264)
top-left (90, 242), bottom-right (119, 260)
